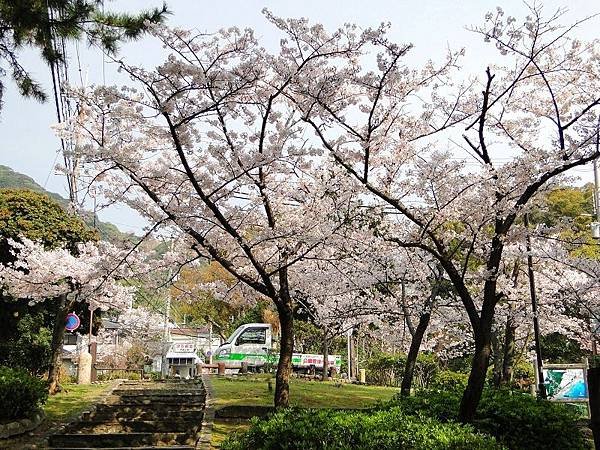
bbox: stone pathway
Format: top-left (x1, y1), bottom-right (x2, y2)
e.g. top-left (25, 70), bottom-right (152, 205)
top-left (47, 379), bottom-right (206, 449)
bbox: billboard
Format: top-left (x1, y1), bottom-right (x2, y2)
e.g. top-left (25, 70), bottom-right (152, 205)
top-left (543, 367), bottom-right (588, 401)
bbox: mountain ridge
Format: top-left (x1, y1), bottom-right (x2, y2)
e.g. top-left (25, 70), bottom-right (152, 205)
top-left (0, 165), bottom-right (138, 243)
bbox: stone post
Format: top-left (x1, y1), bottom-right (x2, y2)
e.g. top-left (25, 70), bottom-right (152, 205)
top-left (78, 351), bottom-right (92, 384)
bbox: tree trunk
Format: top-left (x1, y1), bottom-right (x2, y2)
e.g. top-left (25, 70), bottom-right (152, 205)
top-left (274, 295), bottom-right (294, 408)
top-left (349, 331), bottom-right (357, 379)
top-left (491, 330), bottom-right (503, 388)
top-left (48, 294), bottom-right (74, 394)
top-left (322, 326), bottom-right (329, 381)
top-left (459, 314), bottom-right (493, 423)
top-left (401, 272), bottom-right (440, 396)
top-left (400, 310), bottom-right (431, 396)
top-left (501, 314), bottom-right (516, 386)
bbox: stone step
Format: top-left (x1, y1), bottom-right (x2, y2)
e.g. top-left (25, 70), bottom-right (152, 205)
top-left (110, 392), bottom-right (204, 399)
top-left (49, 446), bottom-right (195, 450)
top-left (48, 431), bottom-right (193, 448)
top-left (83, 408), bottom-right (203, 422)
top-left (105, 398), bottom-right (205, 407)
top-left (67, 420), bottom-right (201, 434)
top-left (112, 389), bottom-right (204, 395)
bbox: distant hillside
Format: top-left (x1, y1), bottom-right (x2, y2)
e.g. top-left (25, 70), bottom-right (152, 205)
top-left (0, 165), bottom-right (138, 244)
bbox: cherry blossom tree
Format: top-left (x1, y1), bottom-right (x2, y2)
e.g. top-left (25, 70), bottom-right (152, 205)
top-left (287, 5), bottom-right (600, 421)
top-left (60, 6), bottom-right (600, 418)
top-left (0, 238), bottom-right (140, 392)
top-left (58, 17), bottom-right (371, 404)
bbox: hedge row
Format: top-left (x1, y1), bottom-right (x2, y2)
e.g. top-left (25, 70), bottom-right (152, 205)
top-left (389, 389), bottom-right (589, 450)
top-left (221, 407), bottom-right (503, 450)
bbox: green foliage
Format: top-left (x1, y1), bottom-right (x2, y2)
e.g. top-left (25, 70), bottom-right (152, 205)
top-left (509, 360), bottom-right (535, 390)
top-left (446, 354), bottom-right (474, 373)
top-left (0, 366), bottom-right (48, 420)
top-left (531, 185), bottom-right (599, 259)
top-left (389, 389), bottom-right (588, 450)
top-left (475, 391), bottom-right (588, 450)
top-left (221, 407), bottom-right (502, 450)
top-left (365, 353), bottom-right (404, 385)
top-left (0, 188), bottom-right (97, 258)
top-left (230, 301), bottom-right (271, 335)
top-left (0, 166), bottom-right (138, 243)
top-left (0, 189), bottom-right (101, 378)
top-left (365, 352), bottom-right (440, 388)
top-left (540, 332), bottom-right (588, 364)
top-left (0, 311), bottom-right (51, 376)
top-left (97, 370), bottom-right (142, 381)
top-left (430, 370), bottom-right (469, 392)
top-left (0, 165), bottom-right (64, 202)
top-left (292, 320), bottom-right (346, 357)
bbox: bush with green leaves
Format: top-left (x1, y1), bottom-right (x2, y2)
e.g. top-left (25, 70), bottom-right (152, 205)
top-left (430, 369), bottom-right (469, 392)
top-left (365, 352), bottom-right (440, 388)
top-left (221, 407), bottom-right (503, 450)
top-left (0, 366), bottom-right (48, 420)
top-left (389, 389), bottom-right (589, 450)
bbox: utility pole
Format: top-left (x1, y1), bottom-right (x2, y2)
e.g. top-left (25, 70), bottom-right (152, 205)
top-left (592, 117), bottom-right (600, 355)
top-left (346, 327), bottom-right (352, 379)
top-left (592, 116), bottom-right (600, 239)
top-left (524, 213), bottom-right (547, 399)
top-left (161, 293), bottom-right (171, 378)
top-left (208, 322), bottom-right (213, 365)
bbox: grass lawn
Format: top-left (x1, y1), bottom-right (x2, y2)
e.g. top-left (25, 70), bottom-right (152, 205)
top-left (211, 420), bottom-right (251, 448)
top-left (211, 374), bottom-right (397, 409)
top-left (209, 375), bottom-right (397, 447)
top-left (44, 382), bottom-right (113, 422)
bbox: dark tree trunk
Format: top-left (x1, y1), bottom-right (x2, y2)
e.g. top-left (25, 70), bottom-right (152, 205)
top-left (459, 310), bottom-right (494, 423)
top-left (491, 329), bottom-right (503, 388)
top-left (349, 331), bottom-right (357, 379)
top-left (501, 314), bottom-right (516, 385)
top-left (500, 262), bottom-right (519, 386)
top-left (274, 292), bottom-right (294, 408)
top-left (401, 271), bottom-right (440, 396)
top-left (48, 293), bottom-right (74, 394)
top-left (400, 310), bottom-right (431, 396)
top-left (322, 326), bottom-right (329, 381)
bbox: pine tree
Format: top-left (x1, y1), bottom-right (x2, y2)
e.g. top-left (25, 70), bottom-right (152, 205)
top-left (0, 0), bottom-right (169, 106)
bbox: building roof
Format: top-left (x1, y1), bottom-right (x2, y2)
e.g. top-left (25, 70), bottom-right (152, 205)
top-left (170, 326), bottom-right (210, 336)
top-left (166, 351), bottom-right (202, 362)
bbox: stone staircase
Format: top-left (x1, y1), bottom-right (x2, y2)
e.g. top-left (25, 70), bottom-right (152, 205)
top-left (48, 380), bottom-right (206, 449)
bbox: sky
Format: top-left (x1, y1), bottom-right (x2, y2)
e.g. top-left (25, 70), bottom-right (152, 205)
top-left (0, 0), bottom-right (598, 233)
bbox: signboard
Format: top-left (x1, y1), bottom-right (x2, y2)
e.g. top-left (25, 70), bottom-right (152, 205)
top-left (170, 341), bottom-right (195, 353)
top-left (65, 312), bottom-right (81, 332)
top-left (543, 367), bottom-right (588, 401)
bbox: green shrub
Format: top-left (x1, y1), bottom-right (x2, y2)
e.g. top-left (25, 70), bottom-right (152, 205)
top-left (0, 366), bottom-right (48, 420)
top-left (475, 391), bottom-right (588, 450)
top-left (365, 352), bottom-right (440, 388)
top-left (365, 353), bottom-right (404, 386)
top-left (221, 407), bottom-right (502, 450)
top-left (430, 370), bottom-right (469, 392)
top-left (389, 390), bottom-right (589, 450)
top-left (97, 369), bottom-right (142, 381)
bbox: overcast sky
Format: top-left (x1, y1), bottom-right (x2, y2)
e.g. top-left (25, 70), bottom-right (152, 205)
top-left (0, 0), bottom-right (597, 233)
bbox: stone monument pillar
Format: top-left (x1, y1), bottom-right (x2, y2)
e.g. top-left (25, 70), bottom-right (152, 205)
top-left (78, 351), bottom-right (92, 384)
